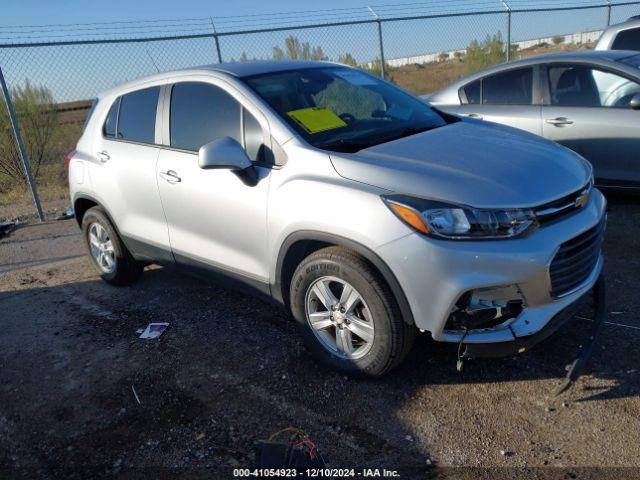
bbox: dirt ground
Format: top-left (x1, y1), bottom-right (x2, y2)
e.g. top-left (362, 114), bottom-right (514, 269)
top-left (1, 194), bottom-right (640, 479)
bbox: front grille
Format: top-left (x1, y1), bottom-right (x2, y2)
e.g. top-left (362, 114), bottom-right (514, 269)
top-left (535, 182), bottom-right (591, 224)
top-left (549, 219), bottom-right (605, 297)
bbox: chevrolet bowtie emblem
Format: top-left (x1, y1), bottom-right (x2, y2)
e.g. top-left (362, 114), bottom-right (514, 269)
top-left (575, 191), bottom-right (590, 208)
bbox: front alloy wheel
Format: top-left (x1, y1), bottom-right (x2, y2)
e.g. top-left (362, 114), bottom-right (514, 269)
top-left (290, 246), bottom-right (416, 377)
top-left (305, 276), bottom-right (375, 360)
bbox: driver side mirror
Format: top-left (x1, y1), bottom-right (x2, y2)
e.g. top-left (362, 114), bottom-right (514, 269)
top-left (198, 137), bottom-right (252, 171)
top-left (631, 92), bottom-right (640, 111)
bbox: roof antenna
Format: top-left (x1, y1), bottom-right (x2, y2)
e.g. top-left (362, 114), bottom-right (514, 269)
top-left (146, 49), bottom-right (160, 73)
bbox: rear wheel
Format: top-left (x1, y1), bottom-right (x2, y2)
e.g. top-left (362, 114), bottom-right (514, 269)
top-left (81, 206), bottom-right (143, 286)
top-left (290, 246), bottom-right (415, 377)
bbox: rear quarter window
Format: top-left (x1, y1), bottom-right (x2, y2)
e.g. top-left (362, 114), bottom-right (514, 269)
top-left (461, 80), bottom-right (481, 104)
top-left (103, 98), bottom-right (119, 138)
top-left (611, 27), bottom-right (640, 51)
top-left (83, 99), bottom-right (97, 131)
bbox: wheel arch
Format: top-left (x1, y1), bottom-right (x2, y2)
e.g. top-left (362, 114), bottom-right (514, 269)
top-left (274, 231), bottom-right (415, 326)
top-left (73, 194), bottom-right (120, 236)
top-left (73, 195), bottom-right (101, 227)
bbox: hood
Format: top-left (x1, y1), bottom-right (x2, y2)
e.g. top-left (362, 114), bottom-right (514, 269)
top-left (329, 120), bottom-right (592, 209)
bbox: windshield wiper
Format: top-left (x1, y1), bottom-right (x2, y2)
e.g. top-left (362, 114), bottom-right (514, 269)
top-left (319, 125), bottom-right (439, 153)
top-left (380, 125), bottom-right (437, 144)
top-left (317, 137), bottom-right (374, 153)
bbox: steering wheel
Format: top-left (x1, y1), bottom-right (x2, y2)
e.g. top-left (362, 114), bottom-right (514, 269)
top-left (339, 113), bottom-right (356, 125)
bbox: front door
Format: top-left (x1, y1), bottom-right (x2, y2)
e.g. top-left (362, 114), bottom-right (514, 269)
top-left (156, 81), bottom-right (271, 289)
top-left (542, 64), bottom-right (640, 186)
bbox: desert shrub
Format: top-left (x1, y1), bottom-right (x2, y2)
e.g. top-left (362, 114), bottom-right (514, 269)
top-left (273, 36), bottom-right (328, 61)
top-left (464, 32), bottom-right (507, 74)
top-left (337, 53), bottom-right (358, 67)
top-left (0, 82), bottom-right (59, 190)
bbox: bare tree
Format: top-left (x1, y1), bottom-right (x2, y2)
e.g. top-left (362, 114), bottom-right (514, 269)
top-left (285, 36), bottom-right (301, 60)
top-left (0, 81), bottom-right (58, 187)
top-left (272, 45), bottom-right (285, 60)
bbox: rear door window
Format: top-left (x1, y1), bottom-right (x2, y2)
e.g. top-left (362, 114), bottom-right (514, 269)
top-left (611, 27), bottom-right (640, 51)
top-left (117, 87), bottom-right (160, 144)
top-left (482, 68), bottom-right (533, 105)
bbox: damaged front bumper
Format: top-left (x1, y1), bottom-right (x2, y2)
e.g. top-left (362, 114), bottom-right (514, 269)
top-left (461, 274), bottom-right (606, 360)
top-left (463, 274), bottom-right (607, 395)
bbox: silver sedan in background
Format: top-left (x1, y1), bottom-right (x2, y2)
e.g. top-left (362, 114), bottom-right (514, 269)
top-left (429, 51), bottom-right (640, 188)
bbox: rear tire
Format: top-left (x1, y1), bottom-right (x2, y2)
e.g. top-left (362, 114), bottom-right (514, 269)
top-left (81, 206), bottom-right (143, 286)
top-left (290, 246), bottom-right (415, 377)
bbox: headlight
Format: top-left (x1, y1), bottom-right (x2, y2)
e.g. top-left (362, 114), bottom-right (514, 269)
top-left (382, 195), bottom-right (537, 240)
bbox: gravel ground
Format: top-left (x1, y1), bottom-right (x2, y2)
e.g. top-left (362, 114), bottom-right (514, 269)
top-left (1, 194), bottom-right (639, 479)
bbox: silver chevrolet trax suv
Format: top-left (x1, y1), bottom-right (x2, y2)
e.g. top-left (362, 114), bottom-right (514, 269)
top-left (69, 61), bottom-right (606, 377)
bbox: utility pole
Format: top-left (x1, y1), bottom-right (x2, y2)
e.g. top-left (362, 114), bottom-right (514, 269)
top-left (0, 65), bottom-right (44, 222)
top-left (501, 0), bottom-right (512, 62)
top-left (605, 0), bottom-right (612, 26)
top-left (368, 6), bottom-right (386, 80)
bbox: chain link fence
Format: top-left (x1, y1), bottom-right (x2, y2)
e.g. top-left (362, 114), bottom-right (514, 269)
top-left (1, 1), bottom-right (639, 220)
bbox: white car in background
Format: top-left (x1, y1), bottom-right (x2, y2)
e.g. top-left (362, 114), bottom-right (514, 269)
top-left (596, 15), bottom-right (640, 51)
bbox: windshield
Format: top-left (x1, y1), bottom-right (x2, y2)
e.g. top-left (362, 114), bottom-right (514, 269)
top-left (619, 53), bottom-right (640, 69)
top-left (244, 67), bottom-right (447, 153)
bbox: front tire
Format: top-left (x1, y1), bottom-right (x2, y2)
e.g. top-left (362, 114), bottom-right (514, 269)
top-left (290, 246), bottom-right (415, 377)
top-left (81, 206), bottom-right (143, 286)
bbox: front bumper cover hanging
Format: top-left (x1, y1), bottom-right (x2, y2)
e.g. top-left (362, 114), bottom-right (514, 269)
top-left (459, 274), bottom-right (606, 395)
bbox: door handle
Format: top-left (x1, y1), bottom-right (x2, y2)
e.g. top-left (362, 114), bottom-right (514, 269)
top-left (467, 113), bottom-right (483, 120)
top-left (97, 150), bottom-right (110, 162)
top-left (159, 170), bottom-right (181, 184)
top-left (545, 117), bottom-right (574, 127)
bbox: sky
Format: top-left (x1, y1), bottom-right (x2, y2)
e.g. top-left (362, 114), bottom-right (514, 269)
top-left (3, 0), bottom-right (377, 26)
top-left (1, 1), bottom-right (638, 101)
top-left (1, 0), bottom-right (628, 34)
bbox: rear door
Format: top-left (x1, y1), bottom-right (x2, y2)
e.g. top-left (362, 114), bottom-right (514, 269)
top-left (457, 66), bottom-right (543, 135)
top-left (541, 63), bottom-right (640, 185)
top-left (91, 86), bottom-right (171, 261)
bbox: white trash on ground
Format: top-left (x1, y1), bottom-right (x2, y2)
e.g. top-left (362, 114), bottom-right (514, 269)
top-left (138, 323), bottom-right (169, 339)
